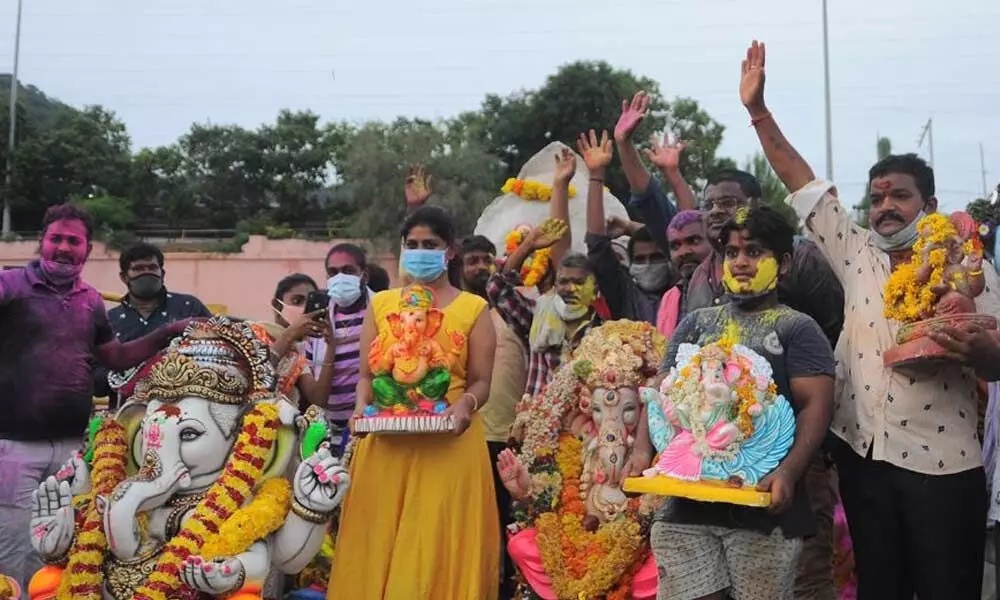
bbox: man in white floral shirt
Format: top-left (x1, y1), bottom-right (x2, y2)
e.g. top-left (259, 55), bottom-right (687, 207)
top-left (740, 40), bottom-right (1000, 600)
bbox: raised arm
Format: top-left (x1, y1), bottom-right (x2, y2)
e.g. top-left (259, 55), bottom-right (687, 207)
top-left (647, 134), bottom-right (696, 212)
top-left (550, 148), bottom-right (576, 266)
top-left (95, 310), bottom-right (189, 372)
top-left (404, 164), bottom-right (433, 214)
top-left (740, 41), bottom-right (814, 193)
top-left (580, 129), bottom-right (634, 319)
top-left (740, 40), bottom-right (859, 274)
top-left (614, 91), bottom-right (653, 195)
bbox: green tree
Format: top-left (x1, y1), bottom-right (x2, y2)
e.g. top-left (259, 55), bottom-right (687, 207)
top-left (457, 61), bottom-right (732, 202)
top-left (334, 118), bottom-right (501, 243)
top-left (853, 136), bottom-right (893, 228)
top-left (745, 152), bottom-right (797, 228)
top-left (966, 197), bottom-right (994, 224)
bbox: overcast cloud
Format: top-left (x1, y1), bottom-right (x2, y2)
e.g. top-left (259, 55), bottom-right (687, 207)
top-left (1, 0), bottom-right (997, 212)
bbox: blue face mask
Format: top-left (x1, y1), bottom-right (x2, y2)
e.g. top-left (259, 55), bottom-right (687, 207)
top-left (401, 249), bottom-right (447, 283)
top-left (327, 273), bottom-right (363, 307)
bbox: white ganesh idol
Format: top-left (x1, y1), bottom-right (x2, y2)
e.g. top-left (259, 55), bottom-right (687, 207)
top-left (27, 317), bottom-right (349, 600)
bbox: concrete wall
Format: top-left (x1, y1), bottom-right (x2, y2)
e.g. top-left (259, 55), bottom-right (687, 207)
top-left (0, 236), bottom-right (398, 321)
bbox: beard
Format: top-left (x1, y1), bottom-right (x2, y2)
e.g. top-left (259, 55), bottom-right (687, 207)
top-left (463, 271), bottom-right (490, 297)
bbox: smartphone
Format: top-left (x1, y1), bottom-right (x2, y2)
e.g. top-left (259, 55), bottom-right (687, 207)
top-left (302, 291), bottom-right (330, 338)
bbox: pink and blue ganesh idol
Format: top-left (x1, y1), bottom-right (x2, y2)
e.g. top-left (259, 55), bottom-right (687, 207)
top-left (643, 339), bottom-right (795, 491)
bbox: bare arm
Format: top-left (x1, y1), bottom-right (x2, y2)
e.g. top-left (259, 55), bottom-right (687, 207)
top-left (740, 41), bottom-right (814, 193)
top-left (550, 150), bottom-right (575, 267)
top-left (647, 134), bottom-right (697, 212)
top-left (351, 307), bottom-right (377, 417)
top-left (614, 91), bottom-right (653, 195)
top-left (464, 308), bottom-right (497, 410)
top-left (96, 321), bottom-right (187, 372)
top-left (783, 375), bottom-right (834, 482)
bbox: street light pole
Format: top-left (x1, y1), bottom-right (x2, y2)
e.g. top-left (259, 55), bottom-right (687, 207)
top-left (822, 0), bottom-right (834, 181)
top-left (2, 0), bottom-right (24, 236)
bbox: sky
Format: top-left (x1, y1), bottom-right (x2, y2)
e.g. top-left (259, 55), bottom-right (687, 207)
top-left (0, 0), bottom-right (997, 213)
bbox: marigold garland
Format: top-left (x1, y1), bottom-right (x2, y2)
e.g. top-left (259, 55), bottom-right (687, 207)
top-left (58, 419), bottom-right (128, 600)
top-left (504, 227), bottom-right (552, 288)
top-left (883, 213), bottom-right (979, 323)
top-left (502, 178), bottom-right (577, 202)
top-left (132, 402), bottom-right (280, 600)
top-left (200, 476), bottom-right (292, 560)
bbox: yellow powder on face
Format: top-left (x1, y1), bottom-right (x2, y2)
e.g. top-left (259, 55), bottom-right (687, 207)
top-left (722, 256), bottom-right (778, 295)
top-left (568, 276), bottom-right (598, 309)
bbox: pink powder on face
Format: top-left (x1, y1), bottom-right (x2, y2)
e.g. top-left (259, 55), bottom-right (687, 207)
top-left (40, 218), bottom-right (90, 265)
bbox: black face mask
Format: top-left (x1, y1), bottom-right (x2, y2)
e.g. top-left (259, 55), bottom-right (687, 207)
top-left (128, 274), bottom-right (163, 300)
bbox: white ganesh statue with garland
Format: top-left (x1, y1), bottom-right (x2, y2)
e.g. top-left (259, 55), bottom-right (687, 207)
top-left (27, 317), bottom-right (349, 600)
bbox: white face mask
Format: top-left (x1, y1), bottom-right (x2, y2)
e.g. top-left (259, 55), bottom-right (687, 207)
top-left (629, 262), bottom-right (672, 293)
top-left (327, 273), bottom-right (363, 307)
top-left (553, 293), bottom-right (588, 321)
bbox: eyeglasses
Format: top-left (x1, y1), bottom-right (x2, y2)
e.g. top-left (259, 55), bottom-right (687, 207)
top-left (700, 195), bottom-right (748, 212)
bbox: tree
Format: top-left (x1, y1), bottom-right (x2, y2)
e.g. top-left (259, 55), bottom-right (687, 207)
top-left (334, 118), bottom-right (501, 243)
top-left (966, 197), bottom-right (994, 224)
top-left (458, 61), bottom-right (731, 202)
top-left (853, 136), bottom-right (893, 228)
top-left (745, 152), bottom-right (797, 228)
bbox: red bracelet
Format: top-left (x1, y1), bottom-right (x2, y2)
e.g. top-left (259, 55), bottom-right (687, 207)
top-left (750, 112), bottom-right (773, 127)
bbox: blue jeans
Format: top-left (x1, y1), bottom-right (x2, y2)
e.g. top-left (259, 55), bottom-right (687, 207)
top-left (0, 438), bottom-right (82, 592)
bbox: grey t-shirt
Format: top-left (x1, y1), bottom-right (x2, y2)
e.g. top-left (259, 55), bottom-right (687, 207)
top-left (656, 302), bottom-right (835, 538)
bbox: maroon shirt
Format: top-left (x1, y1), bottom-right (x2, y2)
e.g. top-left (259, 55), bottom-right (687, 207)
top-left (0, 261), bottom-right (115, 441)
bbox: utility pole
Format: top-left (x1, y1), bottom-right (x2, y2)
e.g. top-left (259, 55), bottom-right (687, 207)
top-left (980, 142), bottom-right (988, 199)
top-left (2, 0), bottom-right (24, 236)
top-left (821, 0), bottom-right (834, 180)
top-left (918, 118), bottom-right (934, 168)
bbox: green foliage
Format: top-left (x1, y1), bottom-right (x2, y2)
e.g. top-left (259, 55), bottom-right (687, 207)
top-left (745, 153), bottom-right (797, 229)
top-left (967, 197), bottom-right (994, 224)
top-left (335, 118), bottom-right (501, 242)
top-left (72, 194), bottom-right (136, 249)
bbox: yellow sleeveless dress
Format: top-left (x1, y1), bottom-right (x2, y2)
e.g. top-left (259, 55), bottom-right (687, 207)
top-left (327, 289), bottom-right (500, 600)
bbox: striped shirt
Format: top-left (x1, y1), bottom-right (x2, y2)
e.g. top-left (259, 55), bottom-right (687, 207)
top-left (306, 299), bottom-right (367, 423)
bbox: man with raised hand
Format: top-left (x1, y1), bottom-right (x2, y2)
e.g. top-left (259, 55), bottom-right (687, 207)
top-left (742, 39), bottom-right (1000, 600)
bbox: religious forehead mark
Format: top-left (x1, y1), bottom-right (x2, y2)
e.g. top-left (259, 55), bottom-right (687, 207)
top-left (873, 179), bottom-right (893, 191)
top-left (155, 404), bottom-right (183, 418)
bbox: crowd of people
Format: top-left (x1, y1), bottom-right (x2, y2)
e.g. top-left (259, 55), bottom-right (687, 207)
top-left (1, 39), bottom-right (1000, 600)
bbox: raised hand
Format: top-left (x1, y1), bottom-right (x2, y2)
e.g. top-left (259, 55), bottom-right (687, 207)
top-left (404, 164), bottom-right (433, 207)
top-left (740, 40), bottom-right (767, 113)
top-left (293, 444), bottom-right (350, 514)
top-left (576, 129), bottom-right (614, 172)
top-left (614, 91), bottom-right (649, 142)
top-left (496, 449), bottom-right (531, 499)
top-left (30, 476), bottom-right (76, 558)
top-left (180, 556), bottom-right (246, 595)
top-left (645, 133), bottom-right (687, 172)
top-left (553, 147), bottom-right (577, 185)
top-left (606, 215), bottom-right (634, 239)
top-left (528, 218), bottom-right (570, 251)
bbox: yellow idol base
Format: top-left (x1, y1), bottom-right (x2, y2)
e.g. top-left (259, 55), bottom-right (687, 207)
top-left (623, 475), bottom-right (772, 508)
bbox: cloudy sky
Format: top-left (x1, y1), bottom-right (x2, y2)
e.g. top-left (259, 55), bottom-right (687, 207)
top-left (1, 0), bottom-right (997, 212)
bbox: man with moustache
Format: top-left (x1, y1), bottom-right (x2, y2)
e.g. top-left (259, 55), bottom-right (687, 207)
top-left (0, 204), bottom-right (192, 590)
top-left (656, 209), bottom-right (714, 339)
top-left (743, 40), bottom-right (1000, 599)
top-left (461, 234), bottom-right (526, 600)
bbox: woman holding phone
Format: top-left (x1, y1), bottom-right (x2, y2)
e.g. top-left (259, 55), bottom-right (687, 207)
top-left (256, 273), bottom-right (337, 410)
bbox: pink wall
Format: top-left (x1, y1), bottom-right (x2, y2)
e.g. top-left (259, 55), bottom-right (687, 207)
top-left (0, 236), bottom-right (399, 321)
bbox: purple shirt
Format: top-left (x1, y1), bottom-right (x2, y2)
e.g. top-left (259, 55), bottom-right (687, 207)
top-left (0, 261), bottom-right (114, 441)
top-left (305, 303), bottom-right (365, 423)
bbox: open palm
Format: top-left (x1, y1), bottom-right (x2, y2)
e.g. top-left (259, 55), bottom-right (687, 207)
top-left (740, 40), bottom-right (766, 110)
top-left (576, 129), bottom-right (613, 171)
top-left (645, 133), bottom-right (687, 171)
top-left (531, 218), bottom-right (569, 250)
top-left (404, 164), bottom-right (433, 207)
top-left (614, 91), bottom-right (649, 142)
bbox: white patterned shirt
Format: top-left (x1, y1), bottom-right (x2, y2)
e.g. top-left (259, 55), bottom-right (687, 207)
top-left (789, 180), bottom-right (1000, 475)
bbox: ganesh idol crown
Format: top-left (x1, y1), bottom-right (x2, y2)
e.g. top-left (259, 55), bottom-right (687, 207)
top-left (27, 317), bottom-right (349, 600)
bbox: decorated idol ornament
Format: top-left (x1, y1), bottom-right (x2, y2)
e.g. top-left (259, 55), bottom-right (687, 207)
top-left (881, 211), bottom-right (998, 368)
top-left (497, 321), bottom-right (665, 600)
top-left (626, 337), bottom-right (795, 507)
top-left (27, 317), bottom-right (350, 600)
top-left (474, 141), bottom-right (630, 255)
top-left (354, 285), bottom-right (464, 434)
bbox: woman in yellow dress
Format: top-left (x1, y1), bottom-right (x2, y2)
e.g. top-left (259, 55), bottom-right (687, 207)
top-left (328, 206), bottom-right (499, 600)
